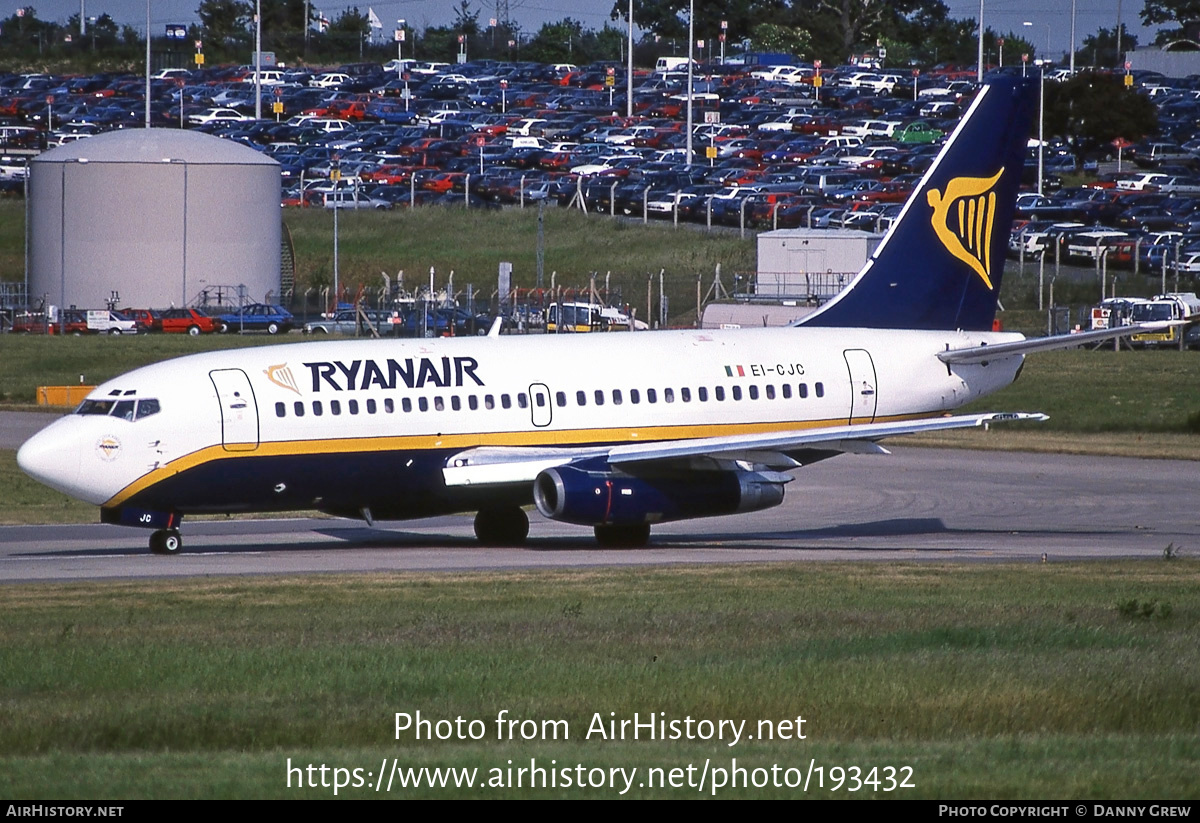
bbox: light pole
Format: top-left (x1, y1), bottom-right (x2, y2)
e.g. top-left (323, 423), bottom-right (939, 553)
top-left (977, 0), bottom-right (984, 83)
top-left (685, 0), bottom-right (694, 167)
top-left (254, 0), bottom-right (262, 120)
top-left (1069, 0), bottom-right (1077, 75)
top-left (626, 0), bottom-right (633, 119)
top-left (144, 0), bottom-right (150, 127)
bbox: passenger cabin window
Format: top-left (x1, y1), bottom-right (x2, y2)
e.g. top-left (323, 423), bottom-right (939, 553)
top-left (501, 394), bottom-right (512, 409)
top-left (594, 390), bottom-right (604, 406)
top-left (749, 385), bottom-right (759, 400)
top-left (468, 396), bottom-right (478, 411)
top-left (294, 401), bottom-right (305, 417)
top-left (815, 382), bottom-right (825, 397)
top-left (715, 386), bottom-right (725, 401)
top-left (698, 387), bottom-right (708, 402)
top-left (647, 388), bottom-right (657, 403)
top-left (613, 389), bottom-right (623, 405)
top-left (664, 388), bottom-right (674, 403)
top-left (518, 393), bottom-right (528, 409)
top-left (367, 399), bottom-right (377, 414)
top-left (630, 389), bottom-right (640, 404)
top-left (556, 392), bottom-right (567, 407)
top-left (349, 399), bottom-right (359, 415)
top-left (418, 398), bottom-right (428, 412)
top-left (680, 388), bottom-right (691, 402)
top-left (450, 396), bottom-right (460, 411)
top-left (783, 385), bottom-right (792, 399)
top-left (331, 400), bottom-right (341, 415)
top-left (313, 401), bottom-right (324, 416)
top-left (576, 390), bottom-right (586, 406)
top-left (799, 384), bottom-right (808, 398)
top-left (485, 395), bottom-right (495, 410)
top-left (732, 386), bottom-right (743, 401)
top-left (275, 402), bottom-right (286, 418)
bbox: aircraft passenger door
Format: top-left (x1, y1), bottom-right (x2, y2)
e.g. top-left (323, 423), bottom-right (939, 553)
top-left (528, 383), bottom-right (552, 428)
top-left (843, 349), bottom-right (878, 424)
top-left (209, 369), bottom-right (260, 452)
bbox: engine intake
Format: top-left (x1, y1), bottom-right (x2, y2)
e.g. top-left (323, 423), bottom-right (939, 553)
top-left (533, 464), bottom-right (787, 527)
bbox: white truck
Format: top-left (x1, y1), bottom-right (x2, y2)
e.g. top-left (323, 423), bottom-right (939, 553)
top-left (1129, 292), bottom-right (1200, 346)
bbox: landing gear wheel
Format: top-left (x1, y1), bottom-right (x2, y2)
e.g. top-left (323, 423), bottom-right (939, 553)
top-left (594, 523), bottom-right (651, 548)
top-left (149, 529), bottom-right (183, 555)
top-left (474, 507), bottom-right (529, 546)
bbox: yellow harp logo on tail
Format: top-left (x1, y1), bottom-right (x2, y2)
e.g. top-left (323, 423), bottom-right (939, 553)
top-left (926, 168), bottom-right (1004, 290)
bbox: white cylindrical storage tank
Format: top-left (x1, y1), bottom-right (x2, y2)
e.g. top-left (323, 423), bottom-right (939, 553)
top-left (29, 129), bottom-right (281, 311)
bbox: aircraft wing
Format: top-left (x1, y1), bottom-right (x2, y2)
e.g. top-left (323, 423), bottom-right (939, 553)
top-left (441, 412), bottom-right (1046, 487)
top-left (938, 322), bottom-right (1178, 364)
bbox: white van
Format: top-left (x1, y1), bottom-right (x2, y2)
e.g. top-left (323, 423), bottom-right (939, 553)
top-left (655, 57), bottom-right (695, 73)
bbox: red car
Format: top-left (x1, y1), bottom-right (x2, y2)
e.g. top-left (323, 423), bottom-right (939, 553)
top-left (158, 307), bottom-right (222, 335)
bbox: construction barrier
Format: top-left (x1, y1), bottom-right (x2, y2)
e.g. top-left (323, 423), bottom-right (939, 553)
top-left (37, 386), bottom-right (96, 407)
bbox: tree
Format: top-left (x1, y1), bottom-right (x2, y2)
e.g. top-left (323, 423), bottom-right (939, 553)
top-left (748, 23), bottom-right (812, 56)
top-left (610, 0), bottom-right (788, 43)
top-left (525, 18), bottom-right (586, 63)
top-left (196, 0), bottom-right (252, 47)
top-left (453, 0), bottom-right (481, 36)
top-left (1044, 73), bottom-right (1158, 161)
top-left (1076, 25), bottom-right (1139, 68)
top-left (1141, 0), bottom-right (1200, 41)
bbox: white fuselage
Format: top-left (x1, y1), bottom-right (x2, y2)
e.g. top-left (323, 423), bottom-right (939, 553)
top-left (18, 326), bottom-right (1024, 517)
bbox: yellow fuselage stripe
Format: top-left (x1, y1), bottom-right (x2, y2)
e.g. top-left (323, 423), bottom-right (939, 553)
top-left (102, 411), bottom-right (937, 508)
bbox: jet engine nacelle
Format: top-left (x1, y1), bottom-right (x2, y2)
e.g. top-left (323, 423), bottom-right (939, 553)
top-left (533, 463), bottom-right (787, 527)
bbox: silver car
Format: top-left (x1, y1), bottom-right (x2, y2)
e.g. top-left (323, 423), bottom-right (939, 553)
top-left (303, 310), bottom-right (395, 335)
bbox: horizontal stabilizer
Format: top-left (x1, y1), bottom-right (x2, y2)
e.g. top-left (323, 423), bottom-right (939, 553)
top-left (937, 322), bottom-right (1181, 364)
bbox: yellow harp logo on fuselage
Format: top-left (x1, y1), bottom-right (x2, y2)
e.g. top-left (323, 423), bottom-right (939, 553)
top-left (926, 168), bottom-right (1004, 291)
top-left (265, 363), bottom-right (301, 395)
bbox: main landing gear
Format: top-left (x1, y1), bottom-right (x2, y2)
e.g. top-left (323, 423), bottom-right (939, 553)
top-left (474, 506), bottom-right (529, 546)
top-left (149, 529), bottom-right (183, 555)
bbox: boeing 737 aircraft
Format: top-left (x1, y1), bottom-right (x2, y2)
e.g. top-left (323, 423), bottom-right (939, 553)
top-left (15, 78), bottom-right (1152, 554)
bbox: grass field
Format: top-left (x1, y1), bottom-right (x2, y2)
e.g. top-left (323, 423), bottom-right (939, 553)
top-left (1, 201), bottom-right (756, 325)
top-left (1, 562), bottom-right (1197, 798)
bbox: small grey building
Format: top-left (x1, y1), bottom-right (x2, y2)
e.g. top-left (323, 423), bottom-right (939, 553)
top-left (756, 228), bottom-right (883, 300)
top-left (29, 129), bottom-right (280, 311)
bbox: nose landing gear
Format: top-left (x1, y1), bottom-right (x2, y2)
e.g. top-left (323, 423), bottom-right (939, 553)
top-left (149, 529), bottom-right (183, 555)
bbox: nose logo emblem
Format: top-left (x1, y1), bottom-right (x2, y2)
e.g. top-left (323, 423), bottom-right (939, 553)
top-left (96, 435), bottom-right (122, 461)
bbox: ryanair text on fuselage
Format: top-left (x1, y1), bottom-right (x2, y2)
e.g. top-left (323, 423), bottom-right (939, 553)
top-left (301, 357), bottom-right (485, 393)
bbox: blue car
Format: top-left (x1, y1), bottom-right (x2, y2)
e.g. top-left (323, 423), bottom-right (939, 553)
top-left (213, 304), bottom-right (295, 334)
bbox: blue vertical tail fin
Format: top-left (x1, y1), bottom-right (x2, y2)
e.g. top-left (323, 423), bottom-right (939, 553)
top-left (798, 78), bottom-right (1037, 331)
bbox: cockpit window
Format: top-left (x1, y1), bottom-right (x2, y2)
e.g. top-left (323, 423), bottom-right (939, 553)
top-left (77, 399), bottom-right (116, 415)
top-left (113, 400), bottom-right (136, 421)
top-left (75, 397), bottom-right (161, 420)
top-left (136, 398), bottom-right (161, 420)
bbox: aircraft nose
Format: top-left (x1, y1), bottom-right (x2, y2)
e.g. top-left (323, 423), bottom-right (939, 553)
top-left (17, 423), bottom-right (85, 502)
